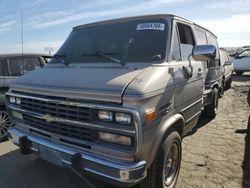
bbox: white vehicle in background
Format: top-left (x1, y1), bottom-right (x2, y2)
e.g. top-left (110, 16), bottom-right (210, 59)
top-left (232, 48), bottom-right (250, 75)
top-left (220, 49), bottom-right (233, 89)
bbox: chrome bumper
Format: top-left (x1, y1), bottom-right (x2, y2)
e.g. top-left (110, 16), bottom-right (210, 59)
top-left (8, 128), bottom-right (147, 187)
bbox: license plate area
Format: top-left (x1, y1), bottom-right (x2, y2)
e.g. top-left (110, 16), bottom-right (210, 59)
top-left (39, 145), bottom-right (64, 167)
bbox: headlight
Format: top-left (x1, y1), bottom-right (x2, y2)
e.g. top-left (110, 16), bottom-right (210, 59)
top-left (9, 96), bottom-right (21, 105)
top-left (9, 96), bottom-right (16, 104)
top-left (16, 98), bottom-right (21, 105)
top-left (98, 110), bottom-right (113, 122)
top-left (115, 113), bottom-right (131, 125)
top-left (99, 132), bottom-right (132, 146)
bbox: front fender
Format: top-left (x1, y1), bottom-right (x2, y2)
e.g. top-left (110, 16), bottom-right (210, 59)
top-left (137, 113), bottom-right (185, 169)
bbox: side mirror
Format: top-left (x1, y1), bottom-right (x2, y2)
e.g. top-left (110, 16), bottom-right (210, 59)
top-left (192, 45), bottom-right (217, 61)
top-left (224, 61), bottom-right (232, 66)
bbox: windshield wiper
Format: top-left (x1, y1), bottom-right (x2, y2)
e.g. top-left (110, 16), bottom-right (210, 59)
top-left (82, 51), bottom-right (123, 65)
top-left (52, 54), bottom-right (68, 65)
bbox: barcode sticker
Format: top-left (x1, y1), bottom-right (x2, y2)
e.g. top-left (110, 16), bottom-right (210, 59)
top-left (136, 23), bottom-right (165, 31)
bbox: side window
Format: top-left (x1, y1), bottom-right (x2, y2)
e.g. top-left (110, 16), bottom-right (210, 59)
top-left (23, 57), bottom-right (41, 72)
top-left (195, 27), bottom-right (207, 45)
top-left (177, 23), bottom-right (195, 61)
top-left (4, 57), bottom-right (41, 76)
top-left (170, 27), bottom-right (181, 61)
top-left (207, 34), bottom-right (220, 67)
top-left (4, 58), bottom-right (22, 76)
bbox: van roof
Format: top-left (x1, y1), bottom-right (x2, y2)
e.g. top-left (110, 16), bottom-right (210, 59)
top-left (73, 14), bottom-right (217, 38)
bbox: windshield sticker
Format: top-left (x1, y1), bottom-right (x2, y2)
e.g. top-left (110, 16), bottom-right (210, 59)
top-left (136, 23), bottom-right (165, 31)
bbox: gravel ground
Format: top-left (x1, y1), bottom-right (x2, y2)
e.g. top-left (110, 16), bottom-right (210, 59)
top-left (0, 73), bottom-right (249, 188)
top-left (176, 73), bottom-right (250, 188)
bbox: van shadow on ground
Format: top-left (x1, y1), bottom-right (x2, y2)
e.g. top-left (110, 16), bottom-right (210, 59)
top-left (241, 115), bottom-right (250, 188)
top-left (184, 114), bottom-right (213, 137)
top-left (0, 147), bottom-right (101, 188)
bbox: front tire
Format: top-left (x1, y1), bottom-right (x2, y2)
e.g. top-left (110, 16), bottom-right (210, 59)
top-left (0, 111), bottom-right (12, 141)
top-left (141, 131), bottom-right (182, 188)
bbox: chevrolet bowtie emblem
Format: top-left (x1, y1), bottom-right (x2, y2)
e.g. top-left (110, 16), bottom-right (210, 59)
top-left (42, 114), bottom-right (56, 123)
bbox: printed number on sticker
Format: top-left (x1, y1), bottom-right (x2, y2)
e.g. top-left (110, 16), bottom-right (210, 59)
top-left (136, 23), bottom-right (165, 31)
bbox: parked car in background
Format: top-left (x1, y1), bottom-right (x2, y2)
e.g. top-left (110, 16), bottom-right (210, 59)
top-left (232, 48), bottom-right (250, 75)
top-left (0, 53), bottom-right (51, 140)
top-left (220, 49), bottom-right (233, 89)
top-left (6, 15), bottom-right (217, 188)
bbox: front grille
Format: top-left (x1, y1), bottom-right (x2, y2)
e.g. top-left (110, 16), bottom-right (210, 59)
top-left (23, 114), bottom-right (96, 142)
top-left (20, 97), bottom-right (90, 122)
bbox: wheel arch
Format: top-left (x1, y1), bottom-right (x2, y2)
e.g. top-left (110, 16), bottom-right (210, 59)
top-left (145, 114), bottom-right (185, 169)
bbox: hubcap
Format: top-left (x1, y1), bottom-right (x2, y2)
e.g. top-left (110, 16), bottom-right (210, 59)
top-left (0, 111), bottom-right (12, 139)
top-left (163, 143), bottom-right (179, 187)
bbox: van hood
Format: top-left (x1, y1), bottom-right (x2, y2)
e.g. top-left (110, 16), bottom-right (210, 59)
top-left (10, 64), bottom-right (143, 103)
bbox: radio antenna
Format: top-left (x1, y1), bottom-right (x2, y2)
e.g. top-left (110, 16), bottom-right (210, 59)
top-left (21, 11), bottom-right (24, 59)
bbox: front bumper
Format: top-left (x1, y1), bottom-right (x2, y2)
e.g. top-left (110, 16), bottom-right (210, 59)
top-left (8, 128), bottom-right (147, 187)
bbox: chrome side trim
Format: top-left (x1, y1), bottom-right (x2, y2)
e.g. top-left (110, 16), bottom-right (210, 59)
top-left (185, 111), bottom-right (201, 123)
top-left (180, 98), bottom-right (202, 113)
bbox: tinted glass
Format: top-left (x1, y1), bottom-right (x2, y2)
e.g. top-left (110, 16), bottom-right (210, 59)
top-left (54, 19), bottom-right (168, 64)
top-left (4, 57), bottom-right (41, 76)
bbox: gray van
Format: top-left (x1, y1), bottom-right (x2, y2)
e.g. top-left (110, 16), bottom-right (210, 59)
top-left (0, 53), bottom-right (50, 140)
top-left (6, 15), bottom-right (217, 187)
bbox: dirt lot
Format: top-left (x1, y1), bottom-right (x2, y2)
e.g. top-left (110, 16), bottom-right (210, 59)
top-left (0, 73), bottom-right (249, 188)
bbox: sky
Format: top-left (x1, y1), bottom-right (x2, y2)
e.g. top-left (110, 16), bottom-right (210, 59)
top-left (0, 0), bottom-right (250, 54)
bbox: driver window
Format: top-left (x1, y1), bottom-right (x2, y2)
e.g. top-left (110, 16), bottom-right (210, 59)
top-left (177, 23), bottom-right (195, 61)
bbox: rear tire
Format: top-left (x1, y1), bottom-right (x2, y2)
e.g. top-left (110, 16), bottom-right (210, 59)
top-left (203, 88), bottom-right (218, 119)
top-left (219, 80), bottom-right (225, 98)
top-left (140, 131), bottom-right (182, 188)
top-left (225, 77), bottom-right (232, 90)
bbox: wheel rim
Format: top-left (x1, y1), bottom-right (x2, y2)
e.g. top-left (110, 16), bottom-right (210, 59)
top-left (163, 143), bottom-right (180, 187)
top-left (0, 111), bottom-right (12, 139)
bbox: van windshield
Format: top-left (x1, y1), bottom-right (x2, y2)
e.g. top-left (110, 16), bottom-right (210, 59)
top-left (53, 19), bottom-right (168, 64)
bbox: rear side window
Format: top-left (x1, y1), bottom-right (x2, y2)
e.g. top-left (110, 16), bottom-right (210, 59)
top-left (207, 34), bottom-right (220, 67)
top-left (220, 51), bottom-right (229, 65)
top-left (195, 27), bottom-right (207, 45)
top-left (4, 57), bottom-right (41, 76)
top-left (177, 23), bottom-right (195, 61)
